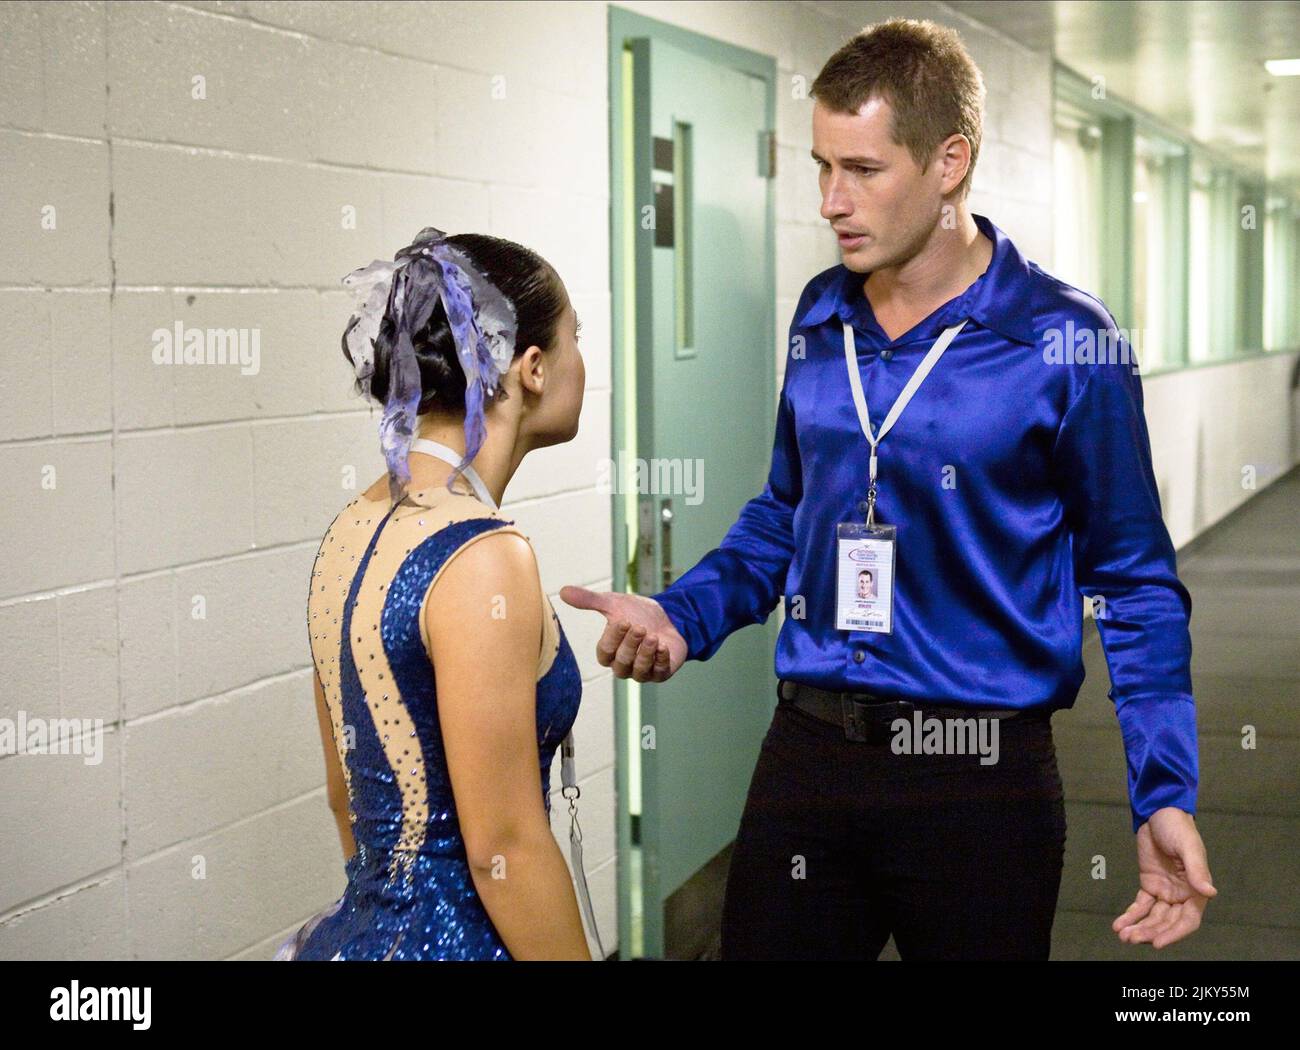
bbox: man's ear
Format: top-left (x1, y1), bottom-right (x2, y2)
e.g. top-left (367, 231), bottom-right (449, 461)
top-left (941, 133), bottom-right (971, 193)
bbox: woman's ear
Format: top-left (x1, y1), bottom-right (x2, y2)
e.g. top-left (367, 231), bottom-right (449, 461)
top-left (517, 345), bottom-right (545, 396)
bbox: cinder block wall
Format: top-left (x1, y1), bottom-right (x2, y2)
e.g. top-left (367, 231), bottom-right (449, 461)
top-left (0, 0), bottom-right (1052, 959)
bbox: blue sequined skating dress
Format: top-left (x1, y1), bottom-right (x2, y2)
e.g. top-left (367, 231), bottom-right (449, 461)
top-left (280, 481), bottom-right (583, 960)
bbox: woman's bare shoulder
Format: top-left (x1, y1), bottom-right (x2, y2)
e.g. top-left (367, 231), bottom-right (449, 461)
top-left (423, 527), bottom-right (544, 669)
top-left (431, 525), bottom-right (539, 599)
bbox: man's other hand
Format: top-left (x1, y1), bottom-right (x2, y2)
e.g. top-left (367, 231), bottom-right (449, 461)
top-left (1113, 807), bottom-right (1217, 949)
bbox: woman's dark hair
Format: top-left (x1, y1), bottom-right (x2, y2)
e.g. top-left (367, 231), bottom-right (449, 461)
top-left (341, 233), bottom-right (568, 414)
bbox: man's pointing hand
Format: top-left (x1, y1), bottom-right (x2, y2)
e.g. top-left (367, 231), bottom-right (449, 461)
top-left (559, 587), bottom-right (688, 683)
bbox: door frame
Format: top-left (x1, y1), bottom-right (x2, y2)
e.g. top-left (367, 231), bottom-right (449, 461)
top-left (607, 5), bottom-right (777, 959)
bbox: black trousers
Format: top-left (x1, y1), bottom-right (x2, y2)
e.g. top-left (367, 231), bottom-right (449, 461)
top-left (720, 694), bottom-right (1067, 960)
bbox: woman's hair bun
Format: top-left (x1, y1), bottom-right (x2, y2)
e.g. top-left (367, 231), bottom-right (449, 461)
top-left (341, 232), bottom-right (567, 415)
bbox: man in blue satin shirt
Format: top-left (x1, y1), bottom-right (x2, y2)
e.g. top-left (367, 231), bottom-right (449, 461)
top-left (562, 17), bottom-right (1215, 960)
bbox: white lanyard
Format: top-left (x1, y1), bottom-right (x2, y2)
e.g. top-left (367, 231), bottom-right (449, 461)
top-left (406, 435), bottom-right (604, 958)
top-left (842, 319), bottom-right (967, 524)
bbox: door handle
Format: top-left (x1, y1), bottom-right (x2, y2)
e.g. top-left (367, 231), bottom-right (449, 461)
top-left (660, 498), bottom-right (674, 590)
top-left (635, 498), bottom-right (656, 595)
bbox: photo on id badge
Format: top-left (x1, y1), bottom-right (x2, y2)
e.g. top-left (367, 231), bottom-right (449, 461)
top-left (836, 522), bottom-right (896, 633)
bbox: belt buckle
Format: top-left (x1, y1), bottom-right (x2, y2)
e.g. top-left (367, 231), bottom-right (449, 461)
top-left (838, 694), bottom-right (869, 741)
top-left (839, 693), bottom-right (916, 742)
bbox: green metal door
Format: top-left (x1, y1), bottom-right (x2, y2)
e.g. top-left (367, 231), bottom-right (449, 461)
top-left (610, 10), bottom-right (777, 959)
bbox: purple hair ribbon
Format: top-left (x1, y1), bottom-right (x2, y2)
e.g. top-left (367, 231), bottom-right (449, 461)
top-left (341, 227), bottom-right (517, 505)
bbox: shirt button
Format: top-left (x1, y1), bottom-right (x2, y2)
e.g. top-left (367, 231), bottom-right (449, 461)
top-left (881, 348), bottom-right (895, 360)
top-left (853, 648), bottom-right (866, 663)
top-left (856, 499), bottom-right (869, 514)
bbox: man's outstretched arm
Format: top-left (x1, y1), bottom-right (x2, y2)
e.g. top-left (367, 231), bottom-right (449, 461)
top-left (562, 362), bottom-right (802, 680)
top-left (648, 375), bottom-right (802, 662)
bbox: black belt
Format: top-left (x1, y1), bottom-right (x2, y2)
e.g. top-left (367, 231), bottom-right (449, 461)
top-left (777, 679), bottom-right (1039, 744)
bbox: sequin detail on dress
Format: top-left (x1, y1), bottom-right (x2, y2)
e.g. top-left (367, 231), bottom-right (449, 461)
top-left (288, 502), bottom-right (583, 961)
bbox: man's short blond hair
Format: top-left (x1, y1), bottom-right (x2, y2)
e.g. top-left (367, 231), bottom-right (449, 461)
top-left (811, 18), bottom-right (986, 199)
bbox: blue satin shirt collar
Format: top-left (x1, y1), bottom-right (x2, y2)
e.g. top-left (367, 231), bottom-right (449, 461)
top-left (795, 213), bottom-right (1039, 347)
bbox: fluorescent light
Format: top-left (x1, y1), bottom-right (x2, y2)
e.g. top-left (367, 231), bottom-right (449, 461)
top-left (1264, 58), bottom-right (1300, 76)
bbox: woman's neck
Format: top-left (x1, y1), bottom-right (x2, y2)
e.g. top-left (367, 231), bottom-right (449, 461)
top-left (407, 413), bottom-right (523, 508)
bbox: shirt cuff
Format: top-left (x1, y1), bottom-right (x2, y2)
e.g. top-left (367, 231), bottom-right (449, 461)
top-left (1114, 691), bottom-right (1199, 834)
top-left (649, 587), bottom-right (701, 663)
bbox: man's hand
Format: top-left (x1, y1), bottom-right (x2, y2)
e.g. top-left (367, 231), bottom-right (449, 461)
top-left (559, 587), bottom-right (688, 683)
top-left (1113, 807), bottom-right (1217, 949)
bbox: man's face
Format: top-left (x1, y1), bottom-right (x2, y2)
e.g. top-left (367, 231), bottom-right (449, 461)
top-left (812, 95), bottom-right (948, 274)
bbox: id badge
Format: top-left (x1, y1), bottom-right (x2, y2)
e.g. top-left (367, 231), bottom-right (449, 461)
top-left (836, 521), bottom-right (896, 633)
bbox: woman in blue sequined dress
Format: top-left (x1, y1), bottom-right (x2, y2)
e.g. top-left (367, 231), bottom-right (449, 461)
top-left (276, 230), bottom-right (663, 960)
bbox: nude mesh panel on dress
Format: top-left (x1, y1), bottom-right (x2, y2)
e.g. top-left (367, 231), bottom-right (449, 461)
top-left (306, 501), bottom-right (384, 817)
top-left (307, 481), bottom-right (558, 872)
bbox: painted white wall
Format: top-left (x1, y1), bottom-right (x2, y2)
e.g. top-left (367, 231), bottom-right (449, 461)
top-left (3, 0), bottom-right (1285, 961)
top-left (1144, 354), bottom-right (1300, 550)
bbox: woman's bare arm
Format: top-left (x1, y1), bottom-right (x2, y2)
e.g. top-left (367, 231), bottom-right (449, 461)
top-left (313, 667), bottom-right (356, 864)
top-left (427, 530), bottom-right (591, 961)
